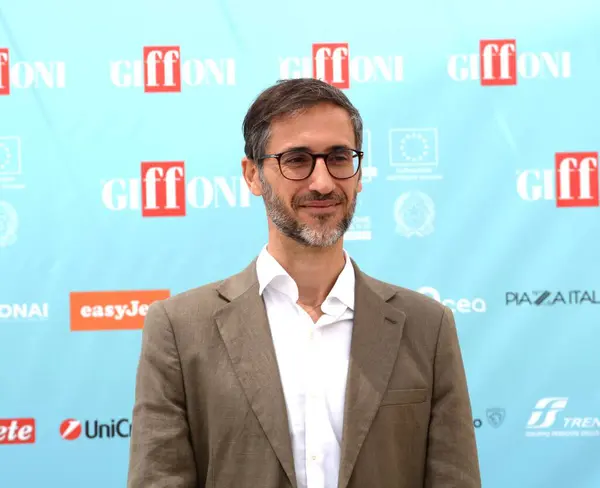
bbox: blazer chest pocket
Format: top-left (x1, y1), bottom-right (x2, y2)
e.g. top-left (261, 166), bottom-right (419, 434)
top-left (380, 388), bottom-right (428, 406)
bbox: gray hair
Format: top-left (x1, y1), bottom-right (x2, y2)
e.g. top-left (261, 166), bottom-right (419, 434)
top-left (242, 78), bottom-right (363, 162)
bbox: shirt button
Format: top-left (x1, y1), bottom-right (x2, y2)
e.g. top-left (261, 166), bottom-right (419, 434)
top-left (311, 455), bottom-right (317, 461)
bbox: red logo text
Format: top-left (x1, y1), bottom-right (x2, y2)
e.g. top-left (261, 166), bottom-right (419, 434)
top-left (0, 418), bottom-right (36, 444)
top-left (312, 43), bottom-right (350, 89)
top-left (555, 152), bottom-right (599, 207)
top-left (141, 161), bottom-right (186, 217)
top-left (143, 46), bottom-right (181, 93)
top-left (0, 48), bottom-right (65, 94)
top-left (480, 39), bottom-right (517, 86)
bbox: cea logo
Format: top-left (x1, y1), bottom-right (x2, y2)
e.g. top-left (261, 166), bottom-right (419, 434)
top-left (60, 418), bottom-right (131, 441)
top-left (417, 286), bottom-right (487, 314)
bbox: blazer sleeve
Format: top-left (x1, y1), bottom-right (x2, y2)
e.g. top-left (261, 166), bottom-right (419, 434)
top-left (127, 300), bottom-right (198, 488)
top-left (424, 306), bottom-right (482, 488)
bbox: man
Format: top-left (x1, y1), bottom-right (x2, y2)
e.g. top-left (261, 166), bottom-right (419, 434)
top-left (127, 78), bottom-right (481, 488)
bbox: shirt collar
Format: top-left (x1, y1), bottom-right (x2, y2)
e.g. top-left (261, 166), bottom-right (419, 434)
top-left (256, 245), bottom-right (355, 311)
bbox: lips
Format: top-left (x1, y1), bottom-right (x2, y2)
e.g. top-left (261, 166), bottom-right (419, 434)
top-left (300, 201), bottom-right (339, 208)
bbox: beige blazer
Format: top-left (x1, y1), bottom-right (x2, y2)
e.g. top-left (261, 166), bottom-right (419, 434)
top-left (127, 258), bottom-right (481, 488)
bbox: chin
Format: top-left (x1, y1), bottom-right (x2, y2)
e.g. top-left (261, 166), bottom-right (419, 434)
top-left (298, 227), bottom-right (345, 248)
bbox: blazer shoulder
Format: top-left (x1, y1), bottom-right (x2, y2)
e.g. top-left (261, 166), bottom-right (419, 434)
top-left (363, 273), bottom-right (447, 318)
top-left (152, 279), bottom-right (226, 324)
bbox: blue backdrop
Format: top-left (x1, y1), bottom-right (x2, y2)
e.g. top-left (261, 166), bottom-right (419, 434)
top-left (1, 0), bottom-right (600, 486)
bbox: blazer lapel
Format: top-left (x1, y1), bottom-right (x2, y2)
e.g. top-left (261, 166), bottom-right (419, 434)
top-left (337, 263), bottom-right (407, 488)
top-left (214, 260), bottom-right (297, 488)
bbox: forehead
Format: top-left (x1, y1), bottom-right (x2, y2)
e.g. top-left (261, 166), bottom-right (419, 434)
top-left (267, 103), bottom-right (355, 152)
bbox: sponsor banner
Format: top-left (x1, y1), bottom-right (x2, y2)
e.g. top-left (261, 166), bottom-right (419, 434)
top-left (0, 48), bottom-right (66, 94)
top-left (517, 152), bottom-right (599, 207)
top-left (0, 418), bottom-right (36, 445)
top-left (60, 418), bottom-right (131, 440)
top-left (102, 162), bottom-right (251, 216)
top-left (69, 290), bottom-right (170, 331)
top-left (448, 39), bottom-right (571, 84)
top-left (279, 42), bottom-right (404, 88)
top-left (526, 398), bottom-right (600, 438)
top-left (506, 290), bottom-right (600, 306)
top-left (110, 46), bottom-right (236, 90)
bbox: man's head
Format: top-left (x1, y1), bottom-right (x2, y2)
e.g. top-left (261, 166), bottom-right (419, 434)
top-left (242, 78), bottom-right (364, 248)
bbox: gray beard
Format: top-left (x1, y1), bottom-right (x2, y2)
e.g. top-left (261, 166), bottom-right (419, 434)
top-left (259, 170), bottom-right (356, 248)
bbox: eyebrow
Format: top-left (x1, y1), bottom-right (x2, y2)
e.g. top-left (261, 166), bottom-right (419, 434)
top-left (279, 144), bottom-right (351, 153)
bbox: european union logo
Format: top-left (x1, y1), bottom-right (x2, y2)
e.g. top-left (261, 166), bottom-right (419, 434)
top-left (389, 128), bottom-right (438, 167)
top-left (387, 128), bottom-right (441, 182)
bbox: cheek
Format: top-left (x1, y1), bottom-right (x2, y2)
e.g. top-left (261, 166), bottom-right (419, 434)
top-left (287, 187), bottom-right (308, 208)
top-left (343, 183), bottom-right (359, 201)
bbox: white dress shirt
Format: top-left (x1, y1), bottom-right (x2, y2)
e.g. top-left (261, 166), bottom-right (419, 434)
top-left (256, 246), bottom-right (355, 488)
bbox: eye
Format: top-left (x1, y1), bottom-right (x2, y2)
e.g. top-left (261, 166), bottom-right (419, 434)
top-left (281, 151), bottom-right (312, 165)
top-left (328, 150), bottom-right (353, 163)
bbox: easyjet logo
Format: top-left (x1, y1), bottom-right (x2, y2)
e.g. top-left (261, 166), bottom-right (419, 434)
top-left (69, 290), bottom-right (170, 331)
top-left (0, 418), bottom-right (36, 444)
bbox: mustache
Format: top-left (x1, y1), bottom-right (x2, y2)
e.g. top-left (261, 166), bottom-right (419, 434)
top-left (293, 191), bottom-right (346, 206)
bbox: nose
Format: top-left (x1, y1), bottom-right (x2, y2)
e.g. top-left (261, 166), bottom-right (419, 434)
top-left (308, 157), bottom-right (336, 195)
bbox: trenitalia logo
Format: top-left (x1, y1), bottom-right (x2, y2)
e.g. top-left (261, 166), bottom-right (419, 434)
top-left (448, 39), bottom-right (571, 85)
top-left (279, 42), bottom-right (404, 89)
top-left (0, 48), bottom-right (66, 95)
top-left (69, 290), bottom-right (170, 331)
top-left (110, 46), bottom-right (236, 91)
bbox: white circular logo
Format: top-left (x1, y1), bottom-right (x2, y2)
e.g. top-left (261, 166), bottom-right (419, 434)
top-left (394, 191), bottom-right (435, 237)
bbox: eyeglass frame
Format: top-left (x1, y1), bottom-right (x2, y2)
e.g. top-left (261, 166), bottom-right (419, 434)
top-left (256, 148), bottom-right (364, 181)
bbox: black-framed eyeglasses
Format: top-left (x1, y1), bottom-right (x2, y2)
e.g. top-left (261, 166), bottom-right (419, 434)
top-left (257, 148), bottom-right (363, 181)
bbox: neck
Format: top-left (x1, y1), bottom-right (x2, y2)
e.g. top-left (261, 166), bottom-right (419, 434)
top-left (266, 230), bottom-right (346, 308)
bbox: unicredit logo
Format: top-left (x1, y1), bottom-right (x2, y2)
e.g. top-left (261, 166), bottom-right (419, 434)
top-left (60, 419), bottom-right (82, 440)
top-left (60, 418), bottom-right (131, 440)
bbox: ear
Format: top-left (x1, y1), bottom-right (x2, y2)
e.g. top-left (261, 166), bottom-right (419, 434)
top-left (241, 157), bottom-right (263, 196)
top-left (356, 169), bottom-right (363, 194)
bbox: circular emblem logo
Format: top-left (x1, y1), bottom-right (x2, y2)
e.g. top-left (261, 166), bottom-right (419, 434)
top-left (393, 191), bottom-right (435, 238)
top-left (60, 419), bottom-right (82, 441)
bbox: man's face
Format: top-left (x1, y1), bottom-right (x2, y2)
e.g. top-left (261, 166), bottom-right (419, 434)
top-left (251, 103), bottom-right (362, 248)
